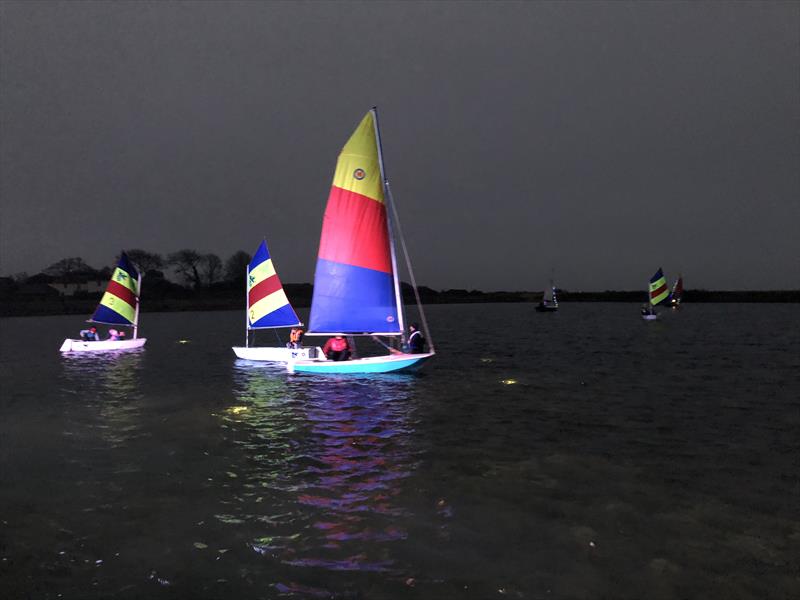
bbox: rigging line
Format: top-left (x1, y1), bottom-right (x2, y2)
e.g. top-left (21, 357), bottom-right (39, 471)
top-left (385, 182), bottom-right (434, 353)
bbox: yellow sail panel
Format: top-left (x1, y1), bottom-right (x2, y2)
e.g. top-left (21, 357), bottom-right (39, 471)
top-left (331, 111), bottom-right (384, 203)
top-left (98, 291), bottom-right (136, 323)
top-left (111, 266), bottom-right (138, 294)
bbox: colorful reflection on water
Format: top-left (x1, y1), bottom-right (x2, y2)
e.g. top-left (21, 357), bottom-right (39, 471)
top-left (223, 362), bottom-right (421, 577)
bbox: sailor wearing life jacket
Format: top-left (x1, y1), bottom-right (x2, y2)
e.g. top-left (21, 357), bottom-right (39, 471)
top-left (286, 328), bottom-right (304, 349)
top-left (408, 323), bottom-right (425, 354)
top-left (322, 335), bottom-right (351, 361)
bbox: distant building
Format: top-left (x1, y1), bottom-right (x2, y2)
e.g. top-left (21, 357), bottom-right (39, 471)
top-left (24, 272), bottom-right (106, 296)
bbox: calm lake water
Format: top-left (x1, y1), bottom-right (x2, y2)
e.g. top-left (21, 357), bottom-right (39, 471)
top-left (1, 303), bottom-right (798, 599)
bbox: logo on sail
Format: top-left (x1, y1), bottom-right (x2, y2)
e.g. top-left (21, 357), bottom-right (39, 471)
top-left (386, 315), bottom-right (395, 322)
top-left (353, 168), bottom-right (366, 180)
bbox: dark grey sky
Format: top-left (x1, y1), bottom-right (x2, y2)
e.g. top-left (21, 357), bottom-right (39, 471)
top-left (1, 1), bottom-right (798, 291)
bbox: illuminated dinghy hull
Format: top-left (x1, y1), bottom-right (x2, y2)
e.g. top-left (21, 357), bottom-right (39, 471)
top-left (59, 338), bottom-right (147, 352)
top-left (289, 352), bottom-right (434, 375)
top-left (232, 346), bottom-right (322, 362)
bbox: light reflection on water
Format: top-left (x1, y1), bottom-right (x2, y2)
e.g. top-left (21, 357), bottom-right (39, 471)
top-left (61, 349), bottom-right (146, 447)
top-left (224, 362), bottom-right (420, 577)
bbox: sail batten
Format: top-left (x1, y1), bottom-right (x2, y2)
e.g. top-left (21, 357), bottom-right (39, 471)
top-left (90, 252), bottom-right (140, 326)
top-left (308, 110), bottom-right (401, 335)
top-left (247, 240), bottom-right (302, 329)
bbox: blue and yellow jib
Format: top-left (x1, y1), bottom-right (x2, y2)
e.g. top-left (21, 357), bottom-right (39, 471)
top-left (649, 268), bottom-right (669, 306)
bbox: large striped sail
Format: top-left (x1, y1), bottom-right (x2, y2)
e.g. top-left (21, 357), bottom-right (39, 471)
top-left (247, 240), bottom-right (302, 329)
top-left (308, 110), bottom-right (401, 335)
top-left (649, 268), bottom-right (670, 306)
top-left (91, 252), bottom-right (141, 326)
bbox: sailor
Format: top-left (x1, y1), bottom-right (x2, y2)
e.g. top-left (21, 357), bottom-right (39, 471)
top-left (287, 328), bottom-right (304, 349)
top-left (80, 327), bottom-right (99, 341)
top-left (322, 335), bottom-right (351, 361)
top-left (407, 323), bottom-right (425, 354)
top-left (108, 329), bottom-right (126, 341)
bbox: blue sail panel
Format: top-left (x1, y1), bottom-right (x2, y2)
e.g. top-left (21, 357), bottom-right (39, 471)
top-left (309, 258), bottom-right (400, 334)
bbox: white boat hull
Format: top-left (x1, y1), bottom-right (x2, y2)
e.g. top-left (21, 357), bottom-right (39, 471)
top-left (232, 346), bottom-right (322, 362)
top-left (59, 338), bottom-right (147, 352)
top-left (641, 314), bottom-right (658, 321)
top-left (288, 352), bottom-right (434, 374)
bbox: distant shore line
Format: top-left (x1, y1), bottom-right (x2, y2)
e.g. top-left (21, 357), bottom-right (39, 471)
top-left (1, 287), bottom-right (797, 318)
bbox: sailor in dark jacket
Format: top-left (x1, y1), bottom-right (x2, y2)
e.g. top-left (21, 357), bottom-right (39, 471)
top-left (407, 323), bottom-right (425, 354)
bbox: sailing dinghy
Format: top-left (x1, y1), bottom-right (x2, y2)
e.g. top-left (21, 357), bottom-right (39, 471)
top-left (59, 251), bottom-right (147, 352)
top-left (231, 240), bottom-right (322, 362)
top-left (641, 268), bottom-right (669, 321)
top-left (289, 108), bottom-right (434, 375)
top-left (535, 281), bottom-right (559, 312)
top-left (670, 274), bottom-right (683, 308)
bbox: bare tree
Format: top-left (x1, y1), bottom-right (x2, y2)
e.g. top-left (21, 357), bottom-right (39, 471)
top-left (43, 257), bottom-right (96, 278)
top-left (224, 250), bottom-right (251, 283)
top-left (168, 249), bottom-right (204, 288)
top-left (202, 253), bottom-right (223, 286)
top-left (123, 249), bottom-right (164, 274)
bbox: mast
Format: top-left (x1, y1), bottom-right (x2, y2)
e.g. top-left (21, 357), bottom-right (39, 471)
top-left (244, 266), bottom-right (250, 347)
top-left (132, 271), bottom-right (142, 340)
top-left (372, 106), bottom-right (406, 344)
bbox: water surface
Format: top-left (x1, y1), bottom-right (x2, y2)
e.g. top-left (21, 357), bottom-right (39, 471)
top-left (1, 303), bottom-right (798, 599)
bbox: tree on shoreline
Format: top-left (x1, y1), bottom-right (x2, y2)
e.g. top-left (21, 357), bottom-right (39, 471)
top-left (168, 249), bottom-right (204, 289)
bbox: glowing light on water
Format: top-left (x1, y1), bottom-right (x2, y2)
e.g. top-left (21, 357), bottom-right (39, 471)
top-left (500, 379), bottom-right (517, 385)
top-left (227, 406), bottom-right (248, 414)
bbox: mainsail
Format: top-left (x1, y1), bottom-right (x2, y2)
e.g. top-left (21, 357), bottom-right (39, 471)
top-left (247, 240), bottom-right (302, 329)
top-left (308, 110), bottom-right (401, 335)
top-left (670, 275), bottom-right (684, 305)
top-left (90, 252), bottom-right (141, 326)
top-left (649, 268), bottom-right (670, 306)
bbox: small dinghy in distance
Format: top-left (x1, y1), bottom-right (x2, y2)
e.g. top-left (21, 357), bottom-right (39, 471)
top-left (670, 274), bottom-right (683, 309)
top-left (641, 268), bottom-right (669, 321)
top-left (60, 251), bottom-right (146, 352)
top-left (289, 108), bottom-right (434, 375)
top-left (231, 239), bottom-right (322, 362)
top-left (535, 280), bottom-right (559, 312)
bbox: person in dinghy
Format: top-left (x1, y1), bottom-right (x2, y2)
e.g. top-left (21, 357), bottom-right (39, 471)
top-left (322, 336), bottom-right (351, 361)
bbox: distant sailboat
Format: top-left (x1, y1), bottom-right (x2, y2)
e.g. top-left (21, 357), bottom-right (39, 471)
top-left (641, 268), bottom-right (669, 321)
top-left (670, 274), bottom-right (683, 308)
top-left (535, 281), bottom-right (559, 312)
top-left (289, 108), bottom-right (435, 374)
top-left (232, 240), bottom-right (322, 362)
top-left (59, 251), bottom-right (147, 352)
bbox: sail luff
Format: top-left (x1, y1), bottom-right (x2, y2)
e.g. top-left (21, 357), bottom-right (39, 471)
top-left (373, 107), bottom-right (406, 345)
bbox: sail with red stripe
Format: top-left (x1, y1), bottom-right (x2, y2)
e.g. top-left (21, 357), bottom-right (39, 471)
top-left (91, 251), bottom-right (141, 326)
top-left (649, 268), bottom-right (670, 306)
top-left (670, 275), bottom-right (683, 305)
top-left (247, 240), bottom-right (302, 329)
top-left (308, 110), bottom-right (401, 335)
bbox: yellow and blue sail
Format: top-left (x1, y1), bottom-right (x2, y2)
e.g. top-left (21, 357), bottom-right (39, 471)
top-left (247, 240), bottom-right (301, 329)
top-left (649, 268), bottom-right (670, 306)
top-left (91, 252), bottom-right (140, 326)
top-left (308, 110), bottom-right (400, 334)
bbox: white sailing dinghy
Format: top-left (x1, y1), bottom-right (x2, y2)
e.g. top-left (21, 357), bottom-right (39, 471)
top-left (59, 251), bottom-right (147, 352)
top-left (535, 280), bottom-right (559, 312)
top-left (231, 240), bottom-right (322, 362)
top-left (289, 108), bottom-right (435, 375)
top-left (641, 268), bottom-right (669, 321)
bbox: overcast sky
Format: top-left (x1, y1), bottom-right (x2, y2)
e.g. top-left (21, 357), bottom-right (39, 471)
top-left (1, 1), bottom-right (798, 291)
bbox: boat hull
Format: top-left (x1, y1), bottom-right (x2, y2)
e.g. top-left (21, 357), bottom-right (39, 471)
top-left (289, 352), bottom-right (434, 374)
top-left (535, 304), bottom-right (558, 312)
top-left (641, 314), bottom-right (658, 321)
top-left (232, 346), bottom-right (322, 362)
top-left (60, 338), bottom-right (147, 352)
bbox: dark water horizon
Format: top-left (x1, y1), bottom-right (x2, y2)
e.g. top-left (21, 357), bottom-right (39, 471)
top-left (1, 303), bottom-right (798, 599)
